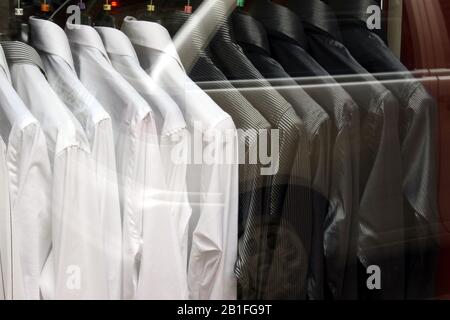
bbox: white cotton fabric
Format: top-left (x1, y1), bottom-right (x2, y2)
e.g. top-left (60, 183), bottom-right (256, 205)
top-left (9, 54), bottom-right (108, 299)
top-left (95, 27), bottom-right (192, 270)
top-left (0, 44), bottom-right (52, 300)
top-left (29, 17), bottom-right (122, 300)
top-left (65, 22), bottom-right (188, 300)
top-left (0, 136), bottom-right (11, 301)
top-left (122, 17), bottom-right (239, 300)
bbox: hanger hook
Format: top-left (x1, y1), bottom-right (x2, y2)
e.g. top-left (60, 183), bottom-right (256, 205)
top-left (15, 0), bottom-right (24, 16)
top-left (184, 0), bottom-right (192, 14)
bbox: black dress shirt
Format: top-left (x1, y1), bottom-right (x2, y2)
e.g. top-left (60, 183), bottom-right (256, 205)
top-left (249, 0), bottom-right (361, 299)
top-left (164, 11), bottom-right (273, 300)
top-left (231, 11), bottom-right (332, 300)
top-left (209, 18), bottom-right (314, 300)
top-left (328, 0), bottom-right (439, 299)
top-left (280, 0), bottom-right (405, 299)
top-left (192, 56), bottom-right (272, 300)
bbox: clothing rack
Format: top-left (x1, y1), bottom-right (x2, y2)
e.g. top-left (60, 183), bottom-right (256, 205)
top-left (0, 0), bottom-right (449, 301)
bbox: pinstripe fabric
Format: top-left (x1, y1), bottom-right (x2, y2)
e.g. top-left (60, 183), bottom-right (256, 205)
top-left (0, 41), bottom-right (45, 75)
top-left (164, 10), bottom-right (311, 300)
top-left (249, 2), bottom-right (361, 299)
top-left (334, 17), bottom-right (439, 299)
top-left (190, 58), bottom-right (271, 300)
top-left (206, 17), bottom-right (314, 299)
top-left (165, 12), bottom-right (271, 299)
top-left (231, 11), bottom-right (332, 300)
top-left (281, 0), bottom-right (405, 299)
top-left (165, 0), bottom-right (237, 73)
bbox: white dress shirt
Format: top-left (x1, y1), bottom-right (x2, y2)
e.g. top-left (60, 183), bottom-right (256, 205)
top-left (95, 26), bottom-right (193, 272)
top-left (65, 23), bottom-right (187, 300)
top-left (0, 135), bottom-right (11, 300)
top-left (29, 17), bottom-right (122, 300)
top-left (4, 41), bottom-right (108, 299)
top-left (122, 17), bottom-right (239, 300)
top-left (0, 43), bottom-right (52, 300)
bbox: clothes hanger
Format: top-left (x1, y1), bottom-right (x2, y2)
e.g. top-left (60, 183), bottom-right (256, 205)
top-left (94, 0), bottom-right (117, 27)
top-left (155, 0), bottom-right (195, 31)
top-left (139, 0), bottom-right (193, 24)
top-left (183, 0), bottom-right (193, 14)
top-left (35, 0), bottom-right (52, 19)
top-left (235, 0), bottom-right (246, 16)
top-left (9, 0), bottom-right (25, 40)
top-left (139, 0), bottom-right (163, 23)
top-left (78, 0), bottom-right (93, 25)
top-left (14, 0), bottom-right (24, 17)
top-left (12, 0), bottom-right (72, 43)
top-left (137, 0), bottom-right (194, 27)
top-left (44, 0), bottom-right (92, 25)
top-left (11, 0), bottom-right (32, 42)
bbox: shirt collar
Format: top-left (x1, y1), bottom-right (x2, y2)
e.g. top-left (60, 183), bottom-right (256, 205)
top-left (29, 16), bottom-right (75, 71)
top-left (95, 26), bottom-right (139, 60)
top-left (0, 44), bottom-right (11, 81)
top-left (120, 16), bottom-right (184, 71)
top-left (211, 17), bottom-right (235, 44)
top-left (285, 0), bottom-right (343, 42)
top-left (65, 21), bottom-right (110, 62)
top-left (248, 0), bottom-right (309, 49)
top-left (0, 41), bottom-right (46, 75)
top-left (232, 11), bottom-right (271, 55)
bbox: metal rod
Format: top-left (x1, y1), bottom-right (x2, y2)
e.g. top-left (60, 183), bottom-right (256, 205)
top-left (49, 0), bottom-right (73, 20)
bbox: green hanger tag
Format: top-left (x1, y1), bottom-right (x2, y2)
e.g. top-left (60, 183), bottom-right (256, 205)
top-left (237, 0), bottom-right (245, 8)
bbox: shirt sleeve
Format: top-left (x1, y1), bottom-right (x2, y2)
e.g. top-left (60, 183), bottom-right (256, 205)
top-left (122, 115), bottom-right (190, 299)
top-left (50, 146), bottom-right (109, 299)
top-left (187, 118), bottom-right (239, 300)
top-left (91, 119), bottom-right (122, 300)
top-left (9, 124), bottom-right (52, 300)
top-left (159, 129), bottom-right (192, 270)
top-left (0, 139), bottom-right (11, 300)
top-left (358, 95), bottom-right (404, 299)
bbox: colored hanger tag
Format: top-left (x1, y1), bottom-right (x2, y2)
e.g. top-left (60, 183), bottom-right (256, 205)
top-left (78, 1), bottom-right (86, 10)
top-left (184, 0), bottom-right (192, 14)
top-left (15, 0), bottom-right (23, 16)
top-left (237, 0), bottom-right (245, 8)
top-left (41, 2), bottom-right (50, 12)
top-left (147, 0), bottom-right (155, 12)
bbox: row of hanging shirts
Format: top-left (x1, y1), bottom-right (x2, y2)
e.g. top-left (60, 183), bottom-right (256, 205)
top-left (0, 3), bottom-right (241, 299)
